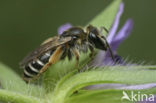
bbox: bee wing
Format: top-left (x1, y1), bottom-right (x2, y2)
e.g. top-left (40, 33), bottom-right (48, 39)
top-left (20, 36), bottom-right (71, 67)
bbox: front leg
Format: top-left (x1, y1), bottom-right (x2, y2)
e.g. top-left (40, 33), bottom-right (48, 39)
top-left (89, 45), bottom-right (95, 59)
top-left (72, 48), bottom-right (80, 71)
top-left (100, 27), bottom-right (115, 61)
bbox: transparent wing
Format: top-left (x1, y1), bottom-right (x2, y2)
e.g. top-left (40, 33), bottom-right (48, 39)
top-left (20, 36), bottom-right (71, 66)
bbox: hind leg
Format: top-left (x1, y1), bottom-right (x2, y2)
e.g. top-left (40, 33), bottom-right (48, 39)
top-left (36, 46), bottom-right (63, 78)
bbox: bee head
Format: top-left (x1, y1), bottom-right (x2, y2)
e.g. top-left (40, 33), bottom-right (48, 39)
top-left (87, 25), bottom-right (107, 50)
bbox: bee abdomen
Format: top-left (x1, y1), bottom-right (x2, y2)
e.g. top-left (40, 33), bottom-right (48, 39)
top-left (23, 51), bottom-right (52, 80)
top-left (24, 60), bottom-right (44, 78)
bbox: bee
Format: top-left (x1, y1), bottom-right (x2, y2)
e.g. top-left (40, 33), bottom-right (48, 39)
top-left (20, 25), bottom-right (114, 82)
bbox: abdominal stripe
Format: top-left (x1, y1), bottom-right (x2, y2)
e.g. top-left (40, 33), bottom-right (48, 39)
top-left (24, 50), bottom-right (53, 79)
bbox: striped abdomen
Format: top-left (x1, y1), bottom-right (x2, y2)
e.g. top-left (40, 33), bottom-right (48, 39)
top-left (23, 51), bottom-right (53, 80)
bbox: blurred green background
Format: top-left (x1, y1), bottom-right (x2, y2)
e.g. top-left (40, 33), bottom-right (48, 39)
top-left (0, 0), bottom-right (155, 74)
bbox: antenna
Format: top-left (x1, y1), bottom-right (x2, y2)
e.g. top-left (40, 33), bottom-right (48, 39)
top-left (100, 27), bottom-right (115, 61)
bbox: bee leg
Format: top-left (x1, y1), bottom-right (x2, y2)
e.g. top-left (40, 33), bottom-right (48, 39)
top-left (89, 45), bottom-right (95, 58)
top-left (23, 45), bottom-right (63, 82)
top-left (100, 27), bottom-right (115, 61)
top-left (99, 26), bottom-right (109, 34)
top-left (37, 46), bottom-right (63, 77)
top-left (73, 49), bottom-right (80, 71)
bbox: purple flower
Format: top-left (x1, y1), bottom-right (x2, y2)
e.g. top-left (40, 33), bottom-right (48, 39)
top-left (58, 23), bottom-right (72, 35)
top-left (84, 83), bottom-right (156, 90)
top-left (92, 2), bottom-right (134, 66)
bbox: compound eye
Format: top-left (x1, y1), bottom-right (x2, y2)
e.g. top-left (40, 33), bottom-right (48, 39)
top-left (90, 32), bottom-right (96, 39)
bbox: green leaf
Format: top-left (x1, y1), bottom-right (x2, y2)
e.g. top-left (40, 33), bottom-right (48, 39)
top-left (0, 63), bottom-right (45, 97)
top-left (43, 0), bottom-right (122, 92)
top-left (0, 89), bottom-right (41, 103)
top-left (42, 54), bottom-right (90, 92)
top-left (89, 0), bottom-right (121, 30)
top-left (66, 88), bottom-right (156, 103)
top-left (0, 63), bottom-right (26, 93)
top-left (50, 65), bottom-right (156, 103)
